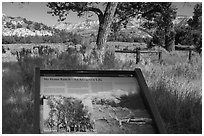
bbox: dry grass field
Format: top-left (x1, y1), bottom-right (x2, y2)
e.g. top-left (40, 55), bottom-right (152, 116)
top-left (2, 42), bottom-right (202, 134)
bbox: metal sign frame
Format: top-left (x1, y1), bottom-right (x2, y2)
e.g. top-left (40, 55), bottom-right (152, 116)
top-left (34, 67), bottom-right (167, 134)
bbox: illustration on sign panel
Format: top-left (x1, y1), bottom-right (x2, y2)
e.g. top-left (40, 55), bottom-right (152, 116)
top-left (40, 76), bottom-right (156, 134)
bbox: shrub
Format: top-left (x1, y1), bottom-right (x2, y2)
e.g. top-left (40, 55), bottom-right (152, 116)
top-left (100, 50), bottom-right (117, 69)
top-left (45, 96), bottom-right (93, 132)
top-left (17, 53), bottom-right (45, 88)
top-left (52, 48), bottom-right (88, 70)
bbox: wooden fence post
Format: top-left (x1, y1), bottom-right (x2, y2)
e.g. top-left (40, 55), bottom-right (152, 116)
top-left (158, 51), bottom-right (162, 63)
top-left (136, 48), bottom-right (140, 64)
top-left (188, 49), bottom-right (192, 62)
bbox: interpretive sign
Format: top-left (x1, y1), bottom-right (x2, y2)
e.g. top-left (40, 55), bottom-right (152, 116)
top-left (34, 68), bottom-right (166, 134)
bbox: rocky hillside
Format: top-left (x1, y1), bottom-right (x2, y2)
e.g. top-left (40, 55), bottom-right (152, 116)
top-left (53, 15), bottom-right (191, 37)
top-left (2, 13), bottom-right (191, 38)
top-left (2, 14), bottom-right (54, 37)
top-left (54, 19), bottom-right (99, 32)
top-left (53, 18), bottom-right (144, 36)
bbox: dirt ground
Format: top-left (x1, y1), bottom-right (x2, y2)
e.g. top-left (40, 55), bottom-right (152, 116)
top-left (92, 104), bottom-right (156, 134)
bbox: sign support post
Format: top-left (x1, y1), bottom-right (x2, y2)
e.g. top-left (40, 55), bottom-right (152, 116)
top-left (134, 69), bottom-right (167, 134)
top-left (34, 67), bottom-right (40, 133)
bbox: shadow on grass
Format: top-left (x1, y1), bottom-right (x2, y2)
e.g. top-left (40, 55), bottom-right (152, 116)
top-left (2, 100), bottom-right (34, 134)
top-left (151, 87), bottom-right (202, 134)
top-left (118, 93), bottom-right (146, 110)
top-left (2, 62), bottom-right (34, 134)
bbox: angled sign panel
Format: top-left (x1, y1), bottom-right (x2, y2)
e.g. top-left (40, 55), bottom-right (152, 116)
top-left (34, 68), bottom-right (166, 134)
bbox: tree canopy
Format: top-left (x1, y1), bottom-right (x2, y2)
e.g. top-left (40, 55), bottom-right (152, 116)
top-left (188, 3), bottom-right (202, 30)
top-left (47, 2), bottom-right (179, 51)
top-left (47, 2), bottom-right (118, 50)
top-left (139, 3), bottom-right (177, 51)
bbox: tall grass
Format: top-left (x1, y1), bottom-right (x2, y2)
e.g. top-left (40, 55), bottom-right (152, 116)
top-left (2, 46), bottom-right (202, 134)
top-left (141, 62), bottom-right (202, 133)
top-left (2, 64), bottom-right (34, 133)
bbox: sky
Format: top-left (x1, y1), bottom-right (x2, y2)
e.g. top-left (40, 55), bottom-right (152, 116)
top-left (2, 2), bottom-right (201, 27)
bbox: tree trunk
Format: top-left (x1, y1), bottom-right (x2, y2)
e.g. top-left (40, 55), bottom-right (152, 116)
top-left (165, 28), bottom-right (175, 51)
top-left (96, 2), bottom-right (118, 50)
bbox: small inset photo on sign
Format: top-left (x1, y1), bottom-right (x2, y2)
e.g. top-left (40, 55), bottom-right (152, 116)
top-left (40, 77), bottom-right (156, 134)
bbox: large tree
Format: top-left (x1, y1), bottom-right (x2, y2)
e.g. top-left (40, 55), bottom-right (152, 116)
top-left (174, 3), bottom-right (202, 53)
top-left (47, 2), bottom-right (118, 50)
top-left (188, 3), bottom-right (202, 30)
top-left (47, 2), bottom-right (177, 51)
top-left (139, 3), bottom-right (177, 51)
top-left (190, 3), bottom-right (202, 53)
top-left (111, 2), bottom-right (177, 51)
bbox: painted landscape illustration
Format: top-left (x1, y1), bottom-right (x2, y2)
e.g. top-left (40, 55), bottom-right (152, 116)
top-left (40, 77), bottom-right (155, 133)
top-left (2, 2), bottom-right (202, 134)
top-left (41, 94), bottom-right (155, 133)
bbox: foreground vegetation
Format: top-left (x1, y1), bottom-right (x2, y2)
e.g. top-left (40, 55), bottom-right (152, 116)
top-left (140, 61), bottom-right (202, 133)
top-left (2, 44), bottom-right (202, 134)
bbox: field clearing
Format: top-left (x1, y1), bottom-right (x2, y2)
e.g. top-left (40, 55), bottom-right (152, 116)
top-left (2, 42), bottom-right (146, 52)
top-left (2, 42), bottom-right (201, 64)
top-left (3, 43), bottom-right (67, 51)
